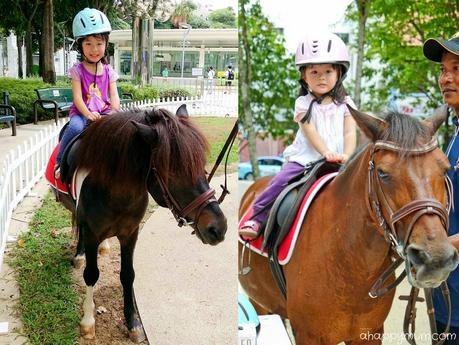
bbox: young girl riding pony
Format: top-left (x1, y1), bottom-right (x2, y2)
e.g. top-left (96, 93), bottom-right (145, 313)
top-left (239, 32), bottom-right (357, 239)
top-left (55, 8), bottom-right (120, 177)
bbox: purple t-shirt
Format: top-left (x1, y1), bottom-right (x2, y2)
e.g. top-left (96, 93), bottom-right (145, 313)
top-left (68, 62), bottom-right (119, 116)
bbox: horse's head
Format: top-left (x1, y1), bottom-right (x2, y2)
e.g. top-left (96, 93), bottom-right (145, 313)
top-left (348, 105), bottom-right (459, 288)
top-left (132, 105), bottom-right (227, 245)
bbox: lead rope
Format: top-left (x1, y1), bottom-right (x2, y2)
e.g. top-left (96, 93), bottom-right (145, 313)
top-left (207, 120), bottom-right (238, 204)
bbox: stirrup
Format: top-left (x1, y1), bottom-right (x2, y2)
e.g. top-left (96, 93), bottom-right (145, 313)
top-left (239, 241), bottom-right (252, 275)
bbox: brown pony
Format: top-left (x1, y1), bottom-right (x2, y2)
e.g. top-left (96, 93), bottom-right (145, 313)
top-left (238, 107), bottom-right (459, 344)
top-left (52, 106), bottom-right (227, 342)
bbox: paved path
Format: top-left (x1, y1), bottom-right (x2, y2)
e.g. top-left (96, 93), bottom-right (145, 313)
top-left (134, 173), bottom-right (238, 345)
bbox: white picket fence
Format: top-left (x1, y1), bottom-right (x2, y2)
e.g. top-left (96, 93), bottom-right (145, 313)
top-left (0, 119), bottom-right (66, 271)
top-left (120, 94), bottom-right (238, 117)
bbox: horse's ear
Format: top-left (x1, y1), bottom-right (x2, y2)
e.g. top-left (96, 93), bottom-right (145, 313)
top-left (130, 120), bottom-right (158, 146)
top-left (176, 104), bottom-right (188, 117)
top-left (346, 105), bottom-right (385, 142)
top-left (422, 104), bottom-right (448, 136)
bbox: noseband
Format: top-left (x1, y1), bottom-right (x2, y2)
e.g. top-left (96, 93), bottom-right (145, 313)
top-left (368, 137), bottom-right (451, 258)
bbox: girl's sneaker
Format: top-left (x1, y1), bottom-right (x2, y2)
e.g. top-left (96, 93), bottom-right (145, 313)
top-left (239, 220), bottom-right (260, 239)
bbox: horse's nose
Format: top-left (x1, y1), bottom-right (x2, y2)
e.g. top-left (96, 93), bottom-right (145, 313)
top-left (204, 223), bottom-right (226, 245)
top-left (407, 243), bottom-right (459, 272)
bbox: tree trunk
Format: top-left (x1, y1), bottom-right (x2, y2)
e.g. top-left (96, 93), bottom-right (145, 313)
top-left (240, 0), bottom-right (259, 179)
top-left (25, 21), bottom-right (33, 77)
top-left (131, 17), bottom-right (154, 86)
top-left (42, 0), bottom-right (55, 84)
top-left (16, 34), bottom-right (23, 79)
top-left (353, 0), bottom-right (369, 109)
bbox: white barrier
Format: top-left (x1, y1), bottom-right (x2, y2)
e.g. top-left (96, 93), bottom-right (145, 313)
top-left (120, 94), bottom-right (237, 117)
top-left (0, 119), bottom-right (66, 271)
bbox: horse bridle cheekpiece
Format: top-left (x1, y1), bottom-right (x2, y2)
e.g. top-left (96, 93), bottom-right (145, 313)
top-left (367, 137), bottom-right (453, 345)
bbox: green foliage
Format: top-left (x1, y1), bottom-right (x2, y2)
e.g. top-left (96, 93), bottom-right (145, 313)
top-left (173, 0), bottom-right (197, 20)
top-left (188, 14), bottom-right (210, 28)
top-left (0, 78), bottom-right (193, 124)
top-left (347, 0), bottom-right (459, 112)
top-left (209, 7), bottom-right (237, 28)
top-left (8, 193), bottom-right (79, 345)
top-left (0, 78), bottom-right (70, 124)
top-left (239, 1), bottom-right (298, 139)
top-left (118, 82), bottom-right (193, 101)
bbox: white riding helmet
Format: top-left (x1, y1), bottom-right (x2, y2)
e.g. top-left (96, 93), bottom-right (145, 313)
top-left (295, 32), bottom-right (350, 76)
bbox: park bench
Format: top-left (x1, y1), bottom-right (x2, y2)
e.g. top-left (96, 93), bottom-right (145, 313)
top-left (34, 86), bottom-right (133, 124)
top-left (0, 105), bottom-right (17, 136)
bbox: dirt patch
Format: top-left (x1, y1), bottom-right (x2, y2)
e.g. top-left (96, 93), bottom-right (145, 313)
top-left (74, 237), bottom-right (148, 345)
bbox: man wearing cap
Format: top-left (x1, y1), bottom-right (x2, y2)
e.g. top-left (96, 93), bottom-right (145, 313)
top-left (424, 33), bottom-right (459, 344)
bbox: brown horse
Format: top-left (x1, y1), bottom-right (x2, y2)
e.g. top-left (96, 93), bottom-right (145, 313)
top-left (49, 106), bottom-right (227, 342)
top-left (239, 107), bottom-right (459, 344)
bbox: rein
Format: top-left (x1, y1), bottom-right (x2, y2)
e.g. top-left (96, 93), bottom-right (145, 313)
top-left (366, 137), bottom-right (452, 345)
top-left (207, 119), bottom-right (238, 203)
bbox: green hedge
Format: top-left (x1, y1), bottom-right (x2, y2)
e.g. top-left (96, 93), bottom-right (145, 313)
top-left (0, 78), bottom-right (194, 124)
top-left (118, 82), bottom-right (193, 101)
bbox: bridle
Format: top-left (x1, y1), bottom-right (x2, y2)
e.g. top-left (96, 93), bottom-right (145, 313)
top-left (366, 137), bottom-right (453, 345)
top-left (151, 120), bottom-right (238, 229)
top-left (367, 137), bottom-right (451, 263)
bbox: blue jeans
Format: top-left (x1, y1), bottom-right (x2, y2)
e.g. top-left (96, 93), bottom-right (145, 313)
top-left (56, 114), bottom-right (87, 164)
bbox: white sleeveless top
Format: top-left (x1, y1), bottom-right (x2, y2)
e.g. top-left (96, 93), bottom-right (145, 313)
top-left (283, 94), bottom-right (356, 166)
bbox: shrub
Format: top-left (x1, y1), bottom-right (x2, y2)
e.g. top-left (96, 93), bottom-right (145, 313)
top-left (0, 78), bottom-right (195, 124)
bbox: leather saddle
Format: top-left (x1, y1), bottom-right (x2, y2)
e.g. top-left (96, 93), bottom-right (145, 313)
top-left (261, 159), bottom-right (341, 297)
top-left (58, 122), bottom-right (86, 194)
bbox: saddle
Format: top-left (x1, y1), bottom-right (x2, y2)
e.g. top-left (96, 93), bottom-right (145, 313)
top-left (261, 159), bottom-right (341, 297)
top-left (58, 122), bottom-right (86, 196)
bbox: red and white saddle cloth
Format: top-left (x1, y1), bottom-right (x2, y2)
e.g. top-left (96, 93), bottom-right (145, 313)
top-left (238, 172), bottom-right (338, 265)
top-left (45, 144), bottom-right (88, 202)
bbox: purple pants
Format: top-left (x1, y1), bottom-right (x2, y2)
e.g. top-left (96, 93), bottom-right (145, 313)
top-left (251, 161), bottom-right (305, 224)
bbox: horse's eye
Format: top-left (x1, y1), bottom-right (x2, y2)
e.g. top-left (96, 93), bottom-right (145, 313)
top-left (377, 168), bottom-right (389, 180)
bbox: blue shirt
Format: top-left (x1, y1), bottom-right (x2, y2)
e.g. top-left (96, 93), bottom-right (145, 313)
top-left (433, 121), bottom-right (459, 326)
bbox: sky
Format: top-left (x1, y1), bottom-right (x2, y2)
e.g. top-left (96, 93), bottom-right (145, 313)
top-left (258, 0), bottom-right (354, 52)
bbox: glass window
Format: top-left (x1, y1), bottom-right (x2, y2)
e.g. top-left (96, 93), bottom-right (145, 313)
top-left (120, 51), bottom-right (132, 76)
top-left (153, 51), bottom-right (199, 77)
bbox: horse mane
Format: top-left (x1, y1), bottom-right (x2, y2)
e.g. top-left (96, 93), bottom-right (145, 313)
top-left (379, 112), bottom-right (429, 151)
top-left (75, 108), bottom-right (209, 191)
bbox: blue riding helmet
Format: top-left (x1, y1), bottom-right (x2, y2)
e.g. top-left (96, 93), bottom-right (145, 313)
top-left (238, 293), bottom-right (260, 332)
top-left (72, 8), bottom-right (112, 39)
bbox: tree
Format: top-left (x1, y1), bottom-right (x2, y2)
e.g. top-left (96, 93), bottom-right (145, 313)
top-left (42, 0), bottom-right (55, 84)
top-left (239, 1), bottom-right (298, 139)
top-left (239, 0), bottom-right (259, 178)
top-left (209, 7), bottom-right (236, 28)
top-left (347, 0), bottom-right (459, 112)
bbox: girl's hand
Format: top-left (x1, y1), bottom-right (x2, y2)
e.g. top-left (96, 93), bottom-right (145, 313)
top-left (86, 112), bottom-right (101, 121)
top-left (323, 151), bottom-right (341, 161)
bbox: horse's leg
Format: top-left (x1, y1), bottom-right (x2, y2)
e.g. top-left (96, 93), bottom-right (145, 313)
top-left (80, 230), bottom-right (100, 339)
top-left (98, 238), bottom-right (110, 256)
top-left (118, 228), bottom-right (146, 343)
top-left (73, 225), bottom-right (85, 269)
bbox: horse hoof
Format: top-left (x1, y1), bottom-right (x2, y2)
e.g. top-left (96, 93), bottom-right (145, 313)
top-left (129, 326), bottom-right (146, 343)
top-left (73, 255), bottom-right (85, 269)
top-left (80, 324), bottom-right (95, 339)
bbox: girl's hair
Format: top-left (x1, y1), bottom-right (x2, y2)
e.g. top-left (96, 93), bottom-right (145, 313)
top-left (298, 64), bottom-right (347, 103)
top-left (77, 33), bottom-right (110, 64)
